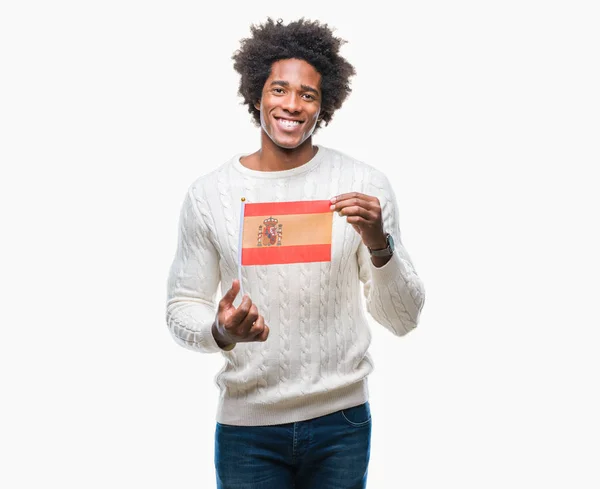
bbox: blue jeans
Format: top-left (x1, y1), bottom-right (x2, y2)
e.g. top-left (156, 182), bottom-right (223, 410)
top-left (215, 402), bottom-right (372, 489)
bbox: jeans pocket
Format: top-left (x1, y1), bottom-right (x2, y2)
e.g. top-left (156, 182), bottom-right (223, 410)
top-left (340, 402), bottom-right (372, 427)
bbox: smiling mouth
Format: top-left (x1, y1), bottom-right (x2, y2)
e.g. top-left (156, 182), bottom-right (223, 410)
top-left (274, 116), bottom-right (304, 129)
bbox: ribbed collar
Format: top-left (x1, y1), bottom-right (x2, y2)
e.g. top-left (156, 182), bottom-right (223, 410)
top-left (232, 145), bottom-right (328, 179)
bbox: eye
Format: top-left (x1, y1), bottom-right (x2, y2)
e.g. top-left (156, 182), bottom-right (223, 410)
top-left (273, 88), bottom-right (285, 94)
top-left (302, 94), bottom-right (315, 100)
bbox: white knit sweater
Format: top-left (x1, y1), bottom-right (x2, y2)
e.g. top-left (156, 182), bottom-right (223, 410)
top-left (166, 145), bottom-right (425, 426)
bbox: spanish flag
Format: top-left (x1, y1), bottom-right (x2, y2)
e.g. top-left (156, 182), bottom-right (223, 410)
top-left (240, 200), bottom-right (333, 266)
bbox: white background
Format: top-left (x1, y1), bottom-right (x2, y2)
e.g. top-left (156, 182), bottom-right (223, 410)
top-left (1, 1), bottom-right (599, 487)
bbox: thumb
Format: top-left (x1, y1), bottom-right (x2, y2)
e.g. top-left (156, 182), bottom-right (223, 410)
top-left (221, 279), bottom-right (241, 307)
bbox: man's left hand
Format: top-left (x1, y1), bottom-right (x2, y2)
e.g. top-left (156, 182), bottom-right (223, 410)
top-left (330, 192), bottom-right (387, 249)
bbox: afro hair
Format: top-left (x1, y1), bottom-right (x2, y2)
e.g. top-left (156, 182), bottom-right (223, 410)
top-left (232, 17), bottom-right (356, 132)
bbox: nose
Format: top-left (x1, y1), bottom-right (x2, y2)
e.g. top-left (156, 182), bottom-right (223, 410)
top-left (281, 92), bottom-right (301, 114)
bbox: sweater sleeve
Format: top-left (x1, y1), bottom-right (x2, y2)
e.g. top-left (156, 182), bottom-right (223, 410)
top-left (357, 170), bottom-right (426, 336)
top-left (165, 186), bottom-right (225, 353)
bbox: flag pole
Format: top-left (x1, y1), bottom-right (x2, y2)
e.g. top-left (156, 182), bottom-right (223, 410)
top-left (238, 197), bottom-right (246, 297)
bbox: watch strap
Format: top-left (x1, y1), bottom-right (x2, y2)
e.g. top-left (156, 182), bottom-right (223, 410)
top-left (368, 233), bottom-right (394, 257)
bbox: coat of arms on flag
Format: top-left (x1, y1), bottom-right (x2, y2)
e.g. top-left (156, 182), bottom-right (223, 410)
top-left (239, 200), bottom-right (333, 266)
top-left (257, 216), bottom-right (282, 247)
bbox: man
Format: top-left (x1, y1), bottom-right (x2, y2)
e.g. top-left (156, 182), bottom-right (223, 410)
top-left (166, 17), bottom-right (425, 489)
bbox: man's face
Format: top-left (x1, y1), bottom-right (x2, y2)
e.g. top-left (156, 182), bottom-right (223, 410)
top-left (255, 58), bottom-right (322, 150)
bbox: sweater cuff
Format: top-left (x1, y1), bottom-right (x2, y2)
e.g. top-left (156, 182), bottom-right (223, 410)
top-left (201, 321), bottom-right (237, 352)
top-left (369, 251), bottom-right (405, 285)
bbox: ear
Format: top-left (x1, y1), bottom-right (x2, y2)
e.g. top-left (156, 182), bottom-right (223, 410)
top-left (254, 100), bottom-right (261, 111)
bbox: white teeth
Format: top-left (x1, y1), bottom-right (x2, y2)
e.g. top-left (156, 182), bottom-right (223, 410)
top-left (278, 119), bottom-right (301, 126)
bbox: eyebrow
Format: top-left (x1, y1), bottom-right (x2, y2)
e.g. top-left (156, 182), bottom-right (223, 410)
top-left (270, 80), bottom-right (320, 96)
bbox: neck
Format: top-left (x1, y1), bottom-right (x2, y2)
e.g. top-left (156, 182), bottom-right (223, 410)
top-left (250, 133), bottom-right (317, 172)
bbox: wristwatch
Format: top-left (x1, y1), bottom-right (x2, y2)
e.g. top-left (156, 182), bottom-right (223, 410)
top-left (368, 233), bottom-right (395, 257)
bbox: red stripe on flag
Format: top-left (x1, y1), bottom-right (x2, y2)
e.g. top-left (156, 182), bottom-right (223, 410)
top-left (243, 200), bottom-right (331, 217)
top-left (241, 244), bottom-right (331, 265)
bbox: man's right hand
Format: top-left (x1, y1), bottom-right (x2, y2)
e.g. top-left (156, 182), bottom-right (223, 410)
top-left (212, 279), bottom-right (269, 348)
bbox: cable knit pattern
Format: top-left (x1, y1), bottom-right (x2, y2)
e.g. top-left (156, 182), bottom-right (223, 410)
top-left (275, 177), bottom-right (292, 394)
top-left (317, 157), bottom-right (337, 385)
top-left (341, 160), bottom-right (358, 378)
top-left (256, 263), bottom-right (270, 400)
top-left (240, 175), bottom-right (255, 402)
top-left (298, 165), bottom-right (318, 393)
top-left (249, 170), bottom-right (270, 402)
top-left (328, 155), bottom-right (345, 378)
top-left (318, 257), bottom-right (330, 390)
top-left (216, 167), bottom-right (238, 279)
top-left (166, 145), bottom-right (425, 426)
top-left (215, 167), bottom-right (243, 400)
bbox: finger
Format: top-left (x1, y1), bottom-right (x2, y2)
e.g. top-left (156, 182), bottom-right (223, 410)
top-left (248, 315), bottom-right (265, 338)
top-left (238, 303), bottom-right (260, 334)
top-left (330, 192), bottom-right (377, 205)
top-left (339, 206), bottom-right (376, 220)
top-left (229, 294), bottom-right (253, 326)
top-left (255, 323), bottom-right (270, 342)
top-left (347, 216), bottom-right (369, 226)
top-left (331, 197), bottom-right (373, 214)
top-left (219, 279), bottom-right (240, 308)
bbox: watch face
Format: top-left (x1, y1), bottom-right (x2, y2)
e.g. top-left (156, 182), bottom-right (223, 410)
top-left (387, 234), bottom-right (395, 252)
